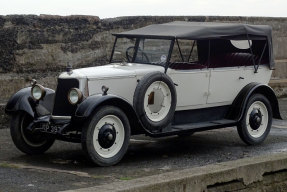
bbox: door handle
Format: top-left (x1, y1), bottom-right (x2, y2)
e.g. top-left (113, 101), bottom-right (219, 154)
top-left (239, 77), bottom-right (245, 80)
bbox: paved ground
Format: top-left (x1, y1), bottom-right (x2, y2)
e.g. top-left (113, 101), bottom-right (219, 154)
top-left (0, 98), bottom-right (286, 192)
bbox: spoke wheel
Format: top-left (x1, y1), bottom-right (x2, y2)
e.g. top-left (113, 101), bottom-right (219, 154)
top-left (237, 94), bottom-right (272, 145)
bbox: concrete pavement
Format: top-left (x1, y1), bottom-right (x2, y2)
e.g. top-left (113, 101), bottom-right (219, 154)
top-left (61, 152), bottom-right (287, 192)
top-left (0, 119), bottom-right (287, 191)
top-left (0, 98), bottom-right (286, 191)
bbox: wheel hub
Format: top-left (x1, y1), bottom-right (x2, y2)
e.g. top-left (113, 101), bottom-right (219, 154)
top-left (249, 108), bottom-right (262, 130)
top-left (98, 124), bottom-right (116, 149)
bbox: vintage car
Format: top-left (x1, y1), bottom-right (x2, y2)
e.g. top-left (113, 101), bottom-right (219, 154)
top-left (5, 21), bottom-right (282, 166)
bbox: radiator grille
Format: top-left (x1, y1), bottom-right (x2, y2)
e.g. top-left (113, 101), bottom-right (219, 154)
top-left (52, 78), bottom-right (79, 116)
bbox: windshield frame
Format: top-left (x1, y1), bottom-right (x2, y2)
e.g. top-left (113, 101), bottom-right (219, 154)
top-left (110, 37), bottom-right (175, 67)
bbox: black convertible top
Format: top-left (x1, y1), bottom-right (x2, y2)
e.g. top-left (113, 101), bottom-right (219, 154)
top-left (115, 21), bottom-right (272, 40)
top-left (114, 21), bottom-right (274, 68)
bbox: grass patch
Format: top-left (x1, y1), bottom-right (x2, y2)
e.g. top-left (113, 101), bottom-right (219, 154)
top-left (0, 162), bottom-right (19, 169)
top-left (119, 177), bottom-right (133, 181)
top-left (91, 175), bottom-right (106, 179)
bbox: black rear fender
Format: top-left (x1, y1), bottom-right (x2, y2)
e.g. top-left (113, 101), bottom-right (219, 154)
top-left (5, 87), bottom-right (55, 117)
top-left (75, 94), bottom-right (144, 135)
top-left (227, 83), bottom-right (282, 121)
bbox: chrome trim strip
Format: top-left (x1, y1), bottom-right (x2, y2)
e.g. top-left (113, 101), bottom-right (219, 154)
top-left (87, 75), bottom-right (136, 80)
top-left (51, 116), bottom-right (71, 120)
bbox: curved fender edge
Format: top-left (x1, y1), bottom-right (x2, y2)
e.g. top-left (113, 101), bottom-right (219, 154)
top-left (5, 87), bottom-right (55, 117)
top-left (227, 83), bottom-right (282, 121)
top-left (75, 94), bottom-right (145, 135)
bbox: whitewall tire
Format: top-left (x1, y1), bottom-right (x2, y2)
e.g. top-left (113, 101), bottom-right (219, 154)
top-left (81, 106), bottom-right (130, 166)
top-left (237, 94), bottom-right (272, 145)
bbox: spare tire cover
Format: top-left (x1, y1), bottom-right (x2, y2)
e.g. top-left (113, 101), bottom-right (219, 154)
top-left (133, 71), bottom-right (177, 131)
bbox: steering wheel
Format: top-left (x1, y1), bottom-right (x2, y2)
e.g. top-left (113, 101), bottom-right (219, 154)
top-left (126, 46), bottom-right (150, 63)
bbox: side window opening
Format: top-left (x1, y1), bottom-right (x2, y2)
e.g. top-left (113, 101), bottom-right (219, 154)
top-left (170, 39), bottom-right (198, 63)
top-left (169, 40), bottom-right (205, 70)
top-left (208, 39), bottom-right (269, 69)
top-left (230, 40), bottom-right (251, 50)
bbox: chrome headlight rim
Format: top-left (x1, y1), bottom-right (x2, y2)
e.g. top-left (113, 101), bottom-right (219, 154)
top-left (68, 88), bottom-right (83, 105)
top-left (31, 84), bottom-right (46, 101)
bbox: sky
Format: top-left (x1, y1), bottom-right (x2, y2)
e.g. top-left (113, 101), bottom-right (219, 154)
top-left (0, 0), bottom-right (286, 19)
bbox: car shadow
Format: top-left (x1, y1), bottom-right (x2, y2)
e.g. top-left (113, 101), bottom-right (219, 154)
top-left (7, 127), bottom-right (286, 175)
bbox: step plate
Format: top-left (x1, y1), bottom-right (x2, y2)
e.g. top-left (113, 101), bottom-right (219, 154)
top-left (149, 119), bottom-right (237, 137)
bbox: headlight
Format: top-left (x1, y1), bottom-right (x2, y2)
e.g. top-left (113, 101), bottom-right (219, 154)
top-left (31, 84), bottom-right (46, 100)
top-left (68, 88), bottom-right (83, 105)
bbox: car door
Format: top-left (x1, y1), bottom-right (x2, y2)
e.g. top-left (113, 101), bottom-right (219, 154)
top-left (206, 66), bottom-right (245, 104)
top-left (167, 39), bottom-right (210, 110)
top-left (168, 68), bottom-right (210, 110)
top-left (206, 66), bottom-right (272, 105)
top-left (206, 39), bottom-right (272, 105)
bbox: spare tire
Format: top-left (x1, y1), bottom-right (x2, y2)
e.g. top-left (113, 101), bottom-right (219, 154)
top-left (133, 71), bottom-right (177, 131)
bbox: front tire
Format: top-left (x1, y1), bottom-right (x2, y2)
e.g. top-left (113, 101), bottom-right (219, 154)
top-left (81, 106), bottom-right (130, 166)
top-left (237, 94), bottom-right (272, 145)
top-left (10, 112), bottom-right (55, 155)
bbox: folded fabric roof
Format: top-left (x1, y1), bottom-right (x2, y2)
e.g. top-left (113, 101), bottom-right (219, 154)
top-left (114, 21), bottom-right (274, 69)
top-left (114, 21), bottom-right (272, 40)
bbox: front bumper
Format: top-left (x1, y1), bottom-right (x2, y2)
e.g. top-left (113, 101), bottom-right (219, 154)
top-left (27, 115), bottom-right (81, 143)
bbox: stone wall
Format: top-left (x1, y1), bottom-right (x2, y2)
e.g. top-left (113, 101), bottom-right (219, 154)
top-left (0, 15), bottom-right (287, 102)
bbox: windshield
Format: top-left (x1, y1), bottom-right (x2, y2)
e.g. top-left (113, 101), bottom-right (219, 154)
top-left (111, 37), bottom-right (137, 63)
top-left (111, 38), bottom-right (172, 65)
top-left (135, 39), bottom-right (171, 65)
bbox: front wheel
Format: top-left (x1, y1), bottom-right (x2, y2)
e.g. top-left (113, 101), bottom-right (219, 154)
top-left (237, 94), bottom-right (272, 145)
top-left (81, 106), bottom-right (130, 166)
top-left (10, 112), bottom-right (55, 155)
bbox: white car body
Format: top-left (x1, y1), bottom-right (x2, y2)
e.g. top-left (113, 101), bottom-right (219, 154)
top-left (59, 63), bottom-right (272, 111)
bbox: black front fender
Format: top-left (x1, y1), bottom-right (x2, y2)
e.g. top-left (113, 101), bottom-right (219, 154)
top-left (5, 87), bottom-right (35, 117)
top-left (75, 94), bottom-right (135, 118)
top-left (75, 94), bottom-right (144, 135)
top-left (5, 87), bottom-right (55, 117)
top-left (227, 83), bottom-right (282, 121)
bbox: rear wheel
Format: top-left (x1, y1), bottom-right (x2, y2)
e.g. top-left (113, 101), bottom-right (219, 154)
top-left (81, 106), bottom-right (130, 166)
top-left (237, 94), bottom-right (272, 145)
top-left (10, 112), bottom-right (55, 155)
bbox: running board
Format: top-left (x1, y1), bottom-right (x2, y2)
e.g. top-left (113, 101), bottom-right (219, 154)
top-left (148, 119), bottom-right (237, 137)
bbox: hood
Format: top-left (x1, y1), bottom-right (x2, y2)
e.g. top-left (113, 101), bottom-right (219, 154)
top-left (59, 63), bottom-right (165, 79)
